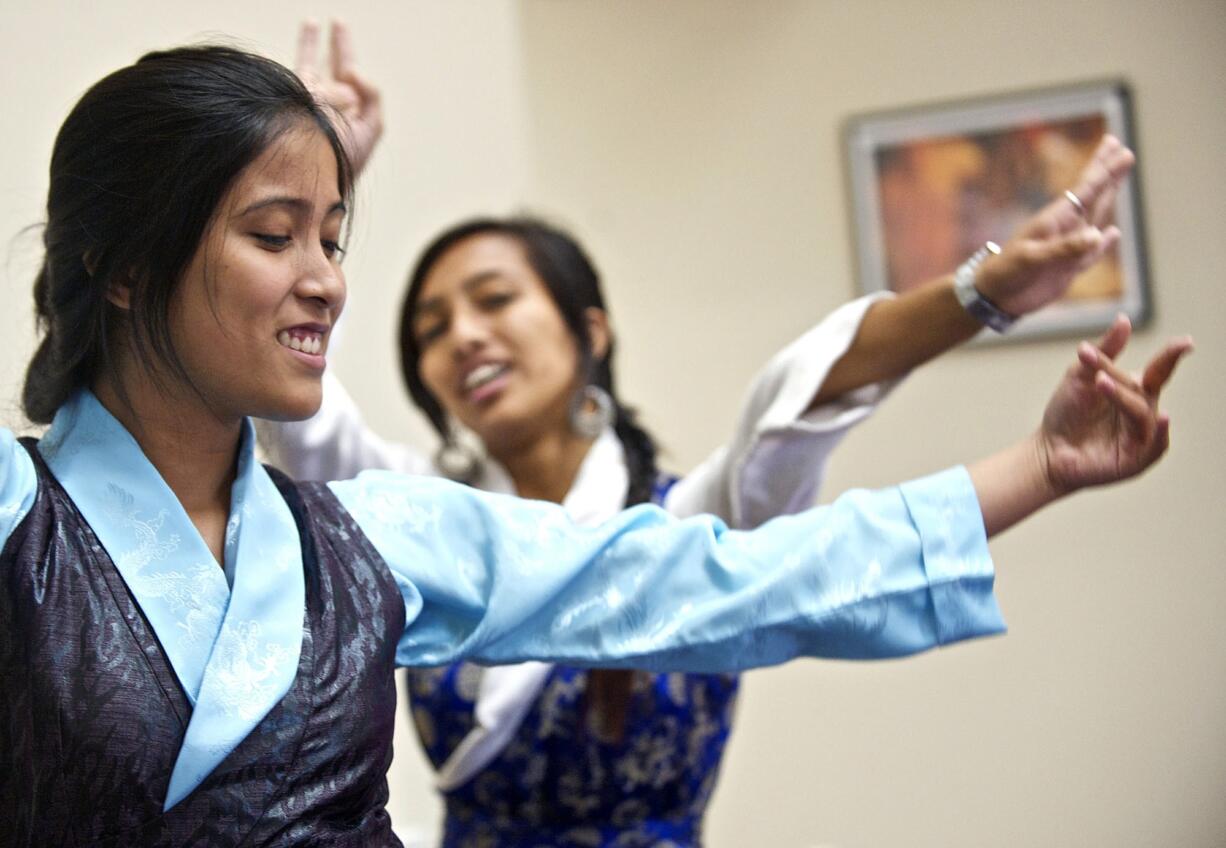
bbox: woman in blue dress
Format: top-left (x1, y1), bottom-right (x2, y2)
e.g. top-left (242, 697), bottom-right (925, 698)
top-left (257, 22), bottom-right (1188, 848)
top-left (0, 37), bottom-right (1188, 848)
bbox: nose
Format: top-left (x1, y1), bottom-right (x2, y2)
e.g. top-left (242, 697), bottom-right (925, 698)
top-left (446, 303), bottom-right (490, 357)
top-left (294, 247), bottom-right (346, 318)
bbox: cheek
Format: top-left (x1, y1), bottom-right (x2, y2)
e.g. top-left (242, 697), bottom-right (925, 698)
top-left (417, 348), bottom-right (451, 400)
top-left (513, 305), bottom-right (581, 377)
top-left (536, 325), bottom-right (584, 387)
top-left (166, 285), bottom-right (212, 355)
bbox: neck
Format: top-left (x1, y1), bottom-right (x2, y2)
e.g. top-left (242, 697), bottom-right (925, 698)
top-left (492, 425), bottom-right (597, 504)
top-left (93, 374), bottom-right (241, 562)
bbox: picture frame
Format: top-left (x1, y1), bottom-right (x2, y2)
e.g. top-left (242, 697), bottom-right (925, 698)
top-left (845, 81), bottom-right (1150, 342)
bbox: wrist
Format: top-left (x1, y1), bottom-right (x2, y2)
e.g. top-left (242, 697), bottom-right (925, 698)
top-left (953, 242), bottom-right (1016, 333)
top-left (1030, 430), bottom-right (1073, 501)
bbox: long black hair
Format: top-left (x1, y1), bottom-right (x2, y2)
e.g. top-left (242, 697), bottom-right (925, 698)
top-left (398, 216), bottom-right (661, 506)
top-left (22, 45), bottom-right (353, 424)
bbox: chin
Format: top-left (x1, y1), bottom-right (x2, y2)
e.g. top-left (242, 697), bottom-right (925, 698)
top-left (471, 409), bottom-right (555, 453)
top-left (255, 386), bottom-right (324, 423)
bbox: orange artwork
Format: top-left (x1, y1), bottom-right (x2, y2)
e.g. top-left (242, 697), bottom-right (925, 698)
top-left (876, 116), bottom-right (1120, 300)
top-left (847, 82), bottom-right (1148, 342)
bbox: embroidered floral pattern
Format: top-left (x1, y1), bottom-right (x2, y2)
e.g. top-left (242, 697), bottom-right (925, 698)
top-left (409, 663), bottom-right (740, 847)
top-left (211, 620), bottom-right (295, 720)
top-left (102, 483), bottom-right (230, 669)
top-left (105, 485), bottom-right (182, 570)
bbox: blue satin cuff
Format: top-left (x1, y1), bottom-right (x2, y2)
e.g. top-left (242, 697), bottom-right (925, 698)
top-left (901, 465), bottom-right (1006, 645)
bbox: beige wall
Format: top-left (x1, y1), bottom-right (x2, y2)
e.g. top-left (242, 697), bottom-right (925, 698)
top-left (2, 1), bottom-right (1223, 845)
top-left (514, 2), bottom-right (1226, 845)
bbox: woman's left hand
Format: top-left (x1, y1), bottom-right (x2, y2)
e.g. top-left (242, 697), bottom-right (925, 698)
top-left (295, 19), bottom-right (384, 175)
top-left (976, 134), bottom-right (1135, 317)
top-left (1037, 314), bottom-right (1192, 495)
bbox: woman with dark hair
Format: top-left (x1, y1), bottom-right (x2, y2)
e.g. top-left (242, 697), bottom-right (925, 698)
top-left (260, 22), bottom-right (1183, 848)
top-left (0, 35), bottom-right (1188, 848)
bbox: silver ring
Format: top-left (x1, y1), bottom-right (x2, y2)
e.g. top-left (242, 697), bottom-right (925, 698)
top-left (1064, 189), bottom-right (1088, 218)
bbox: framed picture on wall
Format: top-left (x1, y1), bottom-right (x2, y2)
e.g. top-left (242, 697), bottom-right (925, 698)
top-left (845, 81), bottom-right (1149, 342)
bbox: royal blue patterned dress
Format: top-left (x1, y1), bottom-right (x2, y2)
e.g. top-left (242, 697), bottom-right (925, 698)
top-left (409, 663), bottom-right (739, 847)
top-left (408, 477), bottom-right (741, 848)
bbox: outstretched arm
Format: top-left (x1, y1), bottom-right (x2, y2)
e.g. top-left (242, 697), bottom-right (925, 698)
top-left (669, 138), bottom-right (1138, 527)
top-left (332, 322), bottom-right (1188, 672)
top-left (812, 135), bottom-right (1136, 407)
top-left (337, 461), bottom-right (1004, 671)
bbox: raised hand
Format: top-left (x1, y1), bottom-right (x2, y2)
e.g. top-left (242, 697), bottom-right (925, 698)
top-left (1038, 314), bottom-right (1192, 494)
top-left (295, 19), bottom-right (383, 175)
top-left (975, 134), bottom-right (1136, 317)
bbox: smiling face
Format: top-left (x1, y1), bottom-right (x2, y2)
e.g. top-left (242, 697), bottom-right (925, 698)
top-left (156, 124), bottom-right (347, 424)
top-left (410, 232), bottom-right (594, 452)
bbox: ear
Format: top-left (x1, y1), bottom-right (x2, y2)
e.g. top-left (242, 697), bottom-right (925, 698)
top-left (83, 249), bottom-right (132, 310)
top-left (105, 277), bottom-right (133, 311)
top-left (584, 306), bottom-right (611, 362)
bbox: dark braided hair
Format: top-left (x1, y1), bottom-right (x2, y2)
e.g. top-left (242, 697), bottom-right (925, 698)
top-left (23, 44), bottom-right (353, 424)
top-left (398, 216), bottom-right (661, 506)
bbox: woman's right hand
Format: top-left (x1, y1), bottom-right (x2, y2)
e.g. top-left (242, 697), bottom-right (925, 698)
top-left (975, 134), bottom-right (1136, 318)
top-left (295, 20), bottom-right (384, 176)
top-left (808, 134), bottom-right (1141, 408)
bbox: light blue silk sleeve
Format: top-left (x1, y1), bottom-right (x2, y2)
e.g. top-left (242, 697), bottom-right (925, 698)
top-left (329, 465), bottom-right (1005, 672)
top-left (0, 429), bottom-right (38, 549)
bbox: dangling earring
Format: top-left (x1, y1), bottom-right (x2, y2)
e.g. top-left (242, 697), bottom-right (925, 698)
top-left (570, 385), bottom-right (615, 439)
top-left (433, 422), bottom-right (483, 483)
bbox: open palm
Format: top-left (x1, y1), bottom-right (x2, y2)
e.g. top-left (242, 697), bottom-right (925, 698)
top-left (1039, 315), bottom-right (1191, 493)
top-left (977, 135), bottom-right (1136, 318)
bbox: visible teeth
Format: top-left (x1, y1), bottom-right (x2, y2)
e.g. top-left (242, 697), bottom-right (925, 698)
top-left (279, 331), bottom-right (323, 355)
top-left (465, 363), bottom-right (505, 391)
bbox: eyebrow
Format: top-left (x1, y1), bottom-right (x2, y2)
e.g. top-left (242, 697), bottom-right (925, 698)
top-left (413, 270), bottom-right (507, 319)
top-left (235, 196), bottom-right (348, 217)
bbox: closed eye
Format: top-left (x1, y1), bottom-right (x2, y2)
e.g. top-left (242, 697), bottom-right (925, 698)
top-left (252, 233), bottom-right (291, 249)
top-left (322, 239), bottom-right (346, 260)
top-left (478, 292), bottom-right (514, 311)
top-left (415, 319), bottom-right (447, 346)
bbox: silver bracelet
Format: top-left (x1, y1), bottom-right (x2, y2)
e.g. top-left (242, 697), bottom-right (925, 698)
top-left (953, 241), bottom-right (1015, 333)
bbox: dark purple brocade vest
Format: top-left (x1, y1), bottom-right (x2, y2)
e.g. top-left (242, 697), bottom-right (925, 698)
top-left (0, 441), bottom-right (407, 847)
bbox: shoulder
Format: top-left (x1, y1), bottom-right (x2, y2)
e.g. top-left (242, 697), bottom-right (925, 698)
top-left (0, 432), bottom-right (41, 548)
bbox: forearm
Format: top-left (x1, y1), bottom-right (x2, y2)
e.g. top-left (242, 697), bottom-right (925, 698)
top-left (809, 277), bottom-right (983, 408)
top-left (967, 433), bottom-right (1063, 537)
top-left (668, 295), bottom-right (900, 527)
